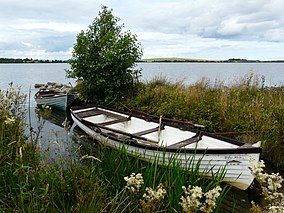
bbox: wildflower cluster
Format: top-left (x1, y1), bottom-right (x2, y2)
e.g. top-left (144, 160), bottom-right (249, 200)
top-left (249, 159), bottom-right (284, 212)
top-left (140, 183), bottom-right (167, 212)
top-left (4, 115), bottom-right (16, 125)
top-left (0, 84), bottom-right (26, 127)
top-left (1, 85), bottom-right (25, 109)
top-left (143, 183), bottom-right (166, 202)
top-left (124, 173), bottom-right (144, 193)
top-left (179, 185), bottom-right (222, 213)
top-left (180, 185), bottom-right (203, 212)
top-left (201, 186), bottom-right (222, 213)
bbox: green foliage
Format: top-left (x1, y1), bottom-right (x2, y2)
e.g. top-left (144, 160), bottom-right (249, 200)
top-left (67, 5), bottom-right (143, 104)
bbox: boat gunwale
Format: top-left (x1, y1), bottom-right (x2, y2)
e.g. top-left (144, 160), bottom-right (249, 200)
top-left (70, 105), bottom-right (262, 155)
top-left (35, 91), bottom-right (74, 99)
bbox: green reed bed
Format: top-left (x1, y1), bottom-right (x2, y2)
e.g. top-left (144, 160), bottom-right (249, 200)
top-left (87, 144), bottom-right (229, 212)
top-left (123, 73), bottom-right (284, 170)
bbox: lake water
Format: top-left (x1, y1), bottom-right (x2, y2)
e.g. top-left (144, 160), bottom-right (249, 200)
top-left (139, 62), bottom-right (284, 86)
top-left (1, 62), bottom-right (284, 95)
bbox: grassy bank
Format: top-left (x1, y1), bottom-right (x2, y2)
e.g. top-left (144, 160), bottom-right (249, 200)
top-left (0, 85), bottom-right (229, 212)
top-left (121, 73), bottom-right (284, 171)
top-left (2, 73), bottom-right (284, 212)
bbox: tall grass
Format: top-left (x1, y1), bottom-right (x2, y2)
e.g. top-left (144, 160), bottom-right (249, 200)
top-left (0, 85), bottom-right (229, 212)
top-left (122, 73), bottom-right (284, 170)
top-left (87, 144), bottom-right (229, 212)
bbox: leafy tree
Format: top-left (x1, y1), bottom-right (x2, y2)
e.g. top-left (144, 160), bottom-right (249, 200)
top-left (66, 5), bottom-right (143, 104)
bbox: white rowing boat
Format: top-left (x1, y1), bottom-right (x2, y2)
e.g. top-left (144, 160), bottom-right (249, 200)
top-left (70, 105), bottom-right (261, 190)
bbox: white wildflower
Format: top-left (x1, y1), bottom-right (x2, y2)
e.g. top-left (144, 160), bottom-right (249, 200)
top-left (124, 173), bottom-right (144, 193)
top-left (249, 159), bottom-right (284, 211)
top-left (4, 116), bottom-right (15, 125)
top-left (140, 183), bottom-right (166, 212)
top-left (267, 173), bottom-right (283, 192)
top-left (249, 159), bottom-right (265, 177)
top-left (268, 205), bottom-right (284, 213)
top-left (200, 186), bottom-right (222, 213)
top-left (180, 185), bottom-right (222, 213)
top-left (180, 185), bottom-right (203, 212)
top-left (143, 183), bottom-right (166, 202)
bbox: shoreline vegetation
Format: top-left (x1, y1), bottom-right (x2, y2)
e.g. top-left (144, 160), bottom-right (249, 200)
top-left (121, 73), bottom-right (284, 171)
top-left (0, 78), bottom-right (284, 213)
top-left (1, 57), bottom-right (284, 64)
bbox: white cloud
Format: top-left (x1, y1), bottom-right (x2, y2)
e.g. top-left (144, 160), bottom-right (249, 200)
top-left (0, 0), bottom-right (284, 60)
top-left (21, 41), bottom-right (33, 48)
top-left (264, 29), bottom-right (284, 42)
top-left (14, 21), bottom-right (84, 33)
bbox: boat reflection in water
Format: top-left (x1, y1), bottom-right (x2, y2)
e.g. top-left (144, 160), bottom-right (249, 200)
top-left (30, 107), bottom-right (93, 165)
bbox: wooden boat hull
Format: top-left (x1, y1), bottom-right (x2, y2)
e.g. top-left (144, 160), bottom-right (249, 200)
top-left (35, 92), bottom-right (75, 111)
top-left (70, 105), bottom-right (261, 190)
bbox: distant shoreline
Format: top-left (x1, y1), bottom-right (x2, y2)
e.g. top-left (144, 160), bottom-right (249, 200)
top-left (0, 58), bottom-right (68, 63)
top-left (140, 58), bottom-right (284, 63)
top-left (1, 57), bottom-right (284, 64)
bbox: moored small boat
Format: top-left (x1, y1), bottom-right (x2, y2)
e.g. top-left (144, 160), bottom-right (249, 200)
top-left (70, 104), bottom-right (262, 190)
top-left (34, 82), bottom-right (77, 111)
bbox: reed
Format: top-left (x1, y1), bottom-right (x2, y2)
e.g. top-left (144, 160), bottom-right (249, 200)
top-left (87, 144), bottom-right (229, 212)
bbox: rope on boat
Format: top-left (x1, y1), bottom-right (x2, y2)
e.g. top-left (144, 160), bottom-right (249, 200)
top-left (213, 130), bottom-right (271, 135)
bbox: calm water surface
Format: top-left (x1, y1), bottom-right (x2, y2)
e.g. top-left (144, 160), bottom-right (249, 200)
top-left (1, 62), bottom-right (284, 94)
top-left (139, 62), bottom-right (284, 86)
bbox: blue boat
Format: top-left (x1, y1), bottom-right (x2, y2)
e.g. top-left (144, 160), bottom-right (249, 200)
top-left (35, 89), bottom-right (76, 111)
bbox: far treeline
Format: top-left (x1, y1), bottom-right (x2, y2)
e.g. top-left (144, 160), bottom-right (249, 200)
top-left (1, 57), bottom-right (284, 64)
top-left (140, 58), bottom-right (284, 63)
top-left (0, 58), bottom-right (68, 63)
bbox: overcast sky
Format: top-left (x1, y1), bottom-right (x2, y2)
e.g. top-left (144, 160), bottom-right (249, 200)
top-left (1, 0), bottom-right (284, 60)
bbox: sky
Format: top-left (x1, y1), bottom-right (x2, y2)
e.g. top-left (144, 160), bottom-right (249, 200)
top-left (1, 0), bottom-right (284, 60)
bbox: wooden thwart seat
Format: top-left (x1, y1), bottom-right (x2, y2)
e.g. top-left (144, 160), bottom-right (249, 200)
top-left (133, 126), bottom-right (163, 137)
top-left (75, 108), bottom-right (103, 118)
top-left (167, 133), bottom-right (202, 149)
top-left (76, 107), bottom-right (129, 120)
top-left (99, 117), bottom-right (130, 126)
